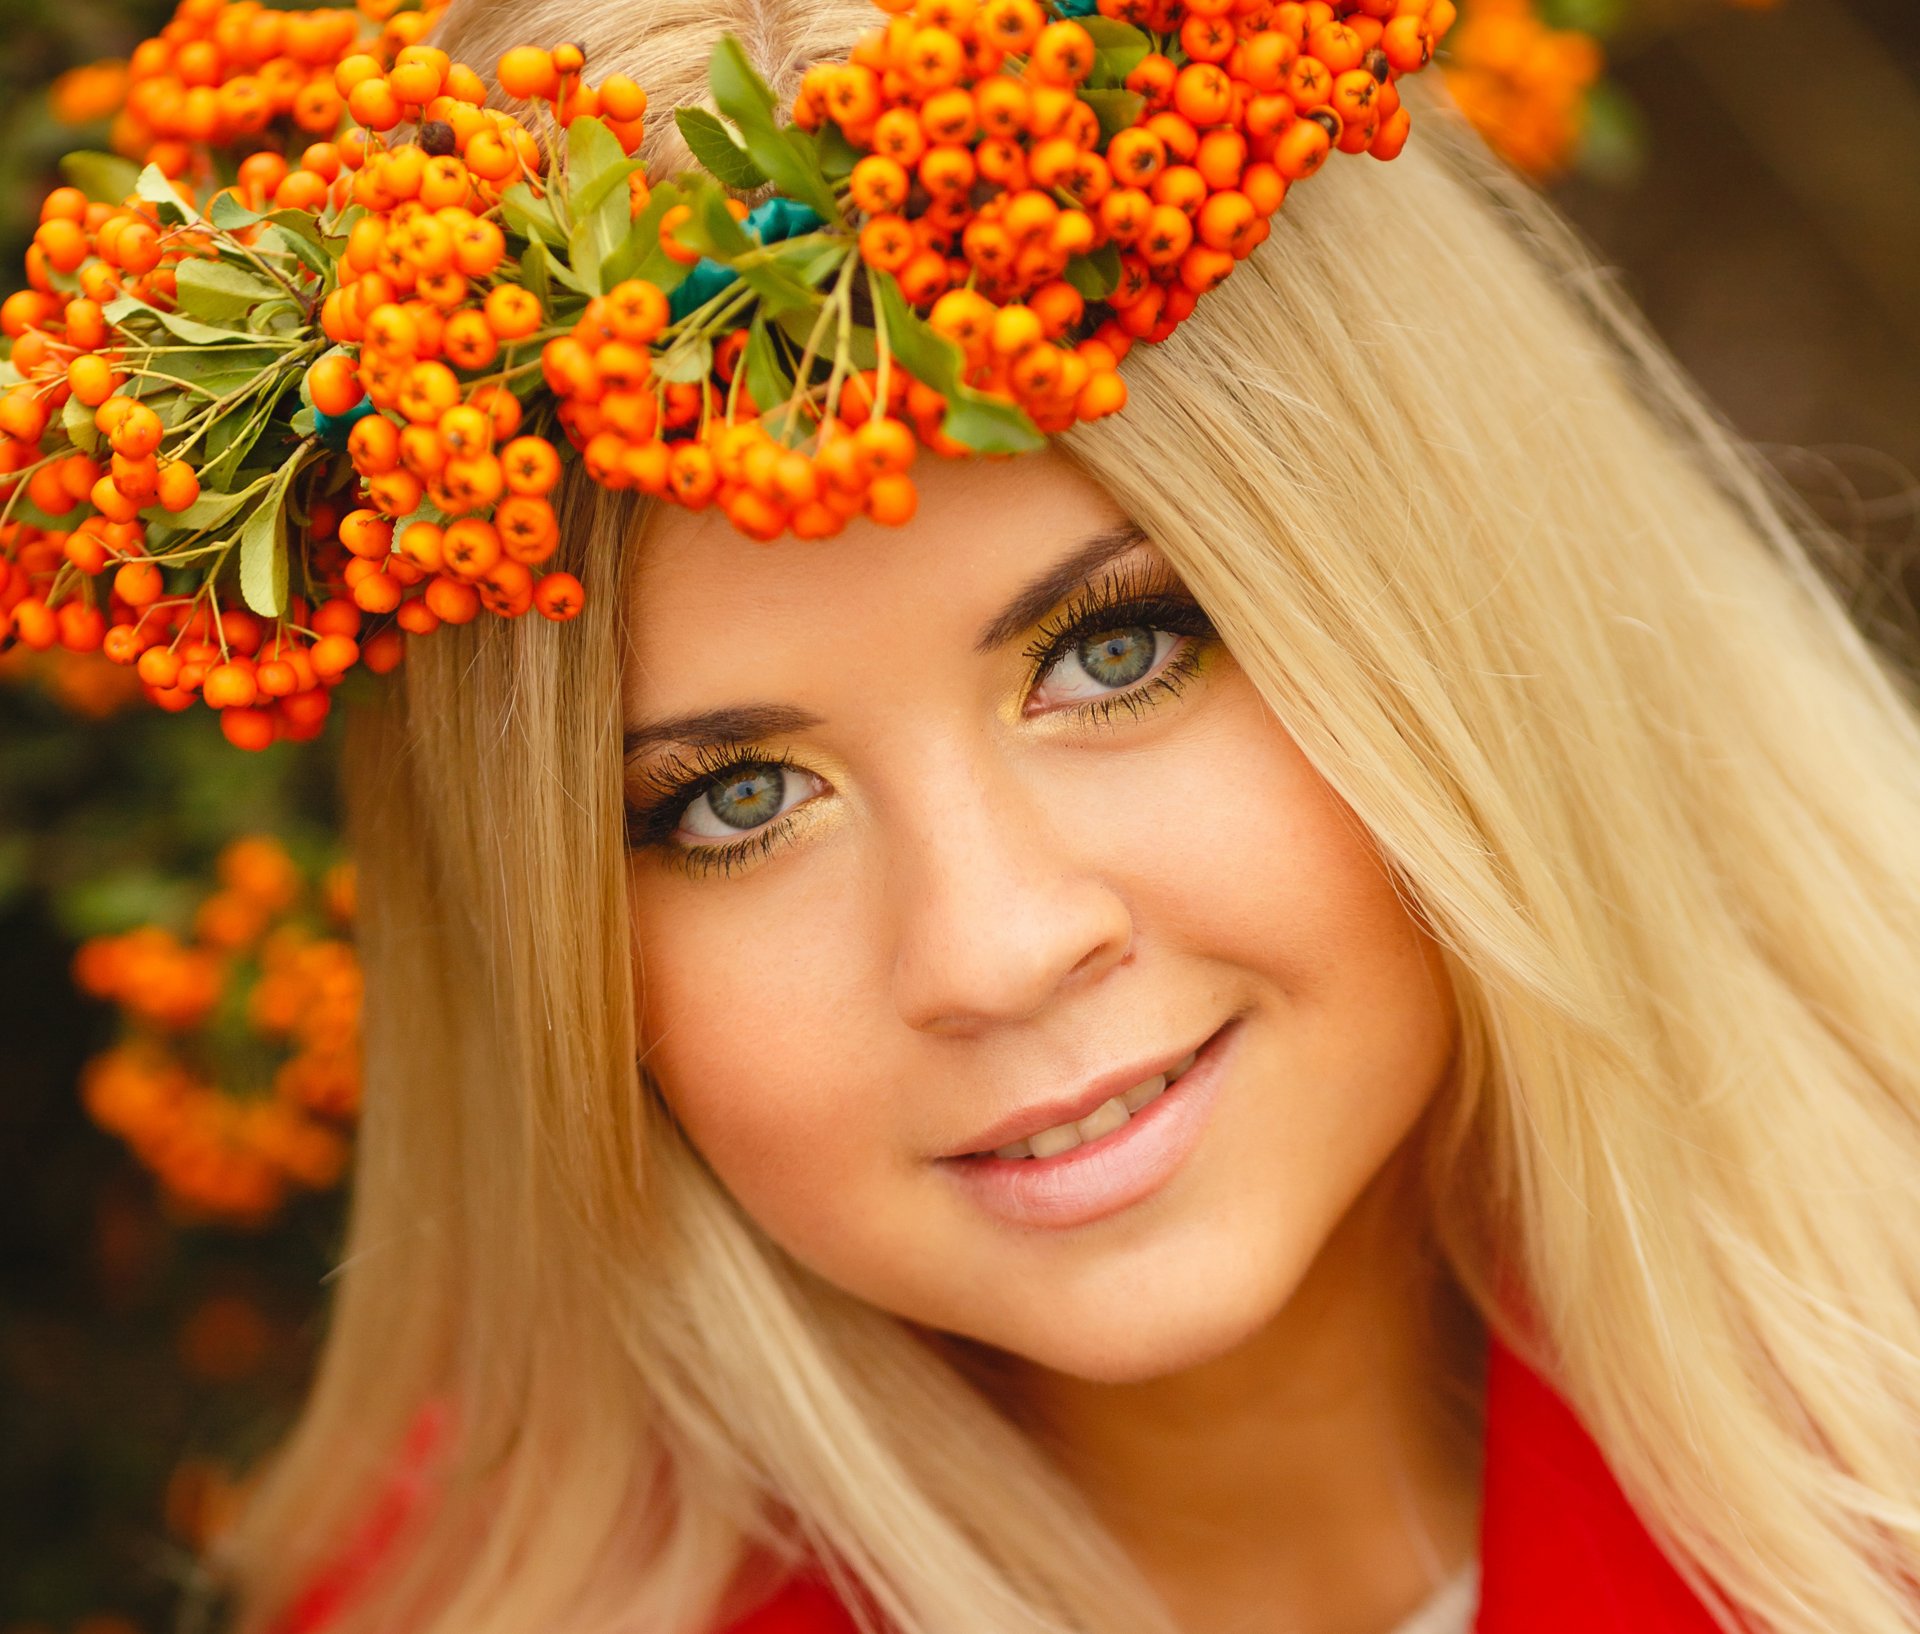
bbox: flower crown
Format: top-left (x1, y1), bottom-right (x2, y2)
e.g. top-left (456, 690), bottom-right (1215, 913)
top-left (0, 0), bottom-right (1454, 751)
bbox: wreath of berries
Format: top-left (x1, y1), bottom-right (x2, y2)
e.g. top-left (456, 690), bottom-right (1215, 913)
top-left (0, 0), bottom-right (1454, 750)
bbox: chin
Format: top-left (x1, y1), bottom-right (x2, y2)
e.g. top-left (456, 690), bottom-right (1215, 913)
top-left (942, 1223), bottom-right (1313, 1385)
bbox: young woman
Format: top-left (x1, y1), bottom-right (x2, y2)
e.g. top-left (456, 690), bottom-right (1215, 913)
top-left (217, 2), bottom-right (1920, 1631)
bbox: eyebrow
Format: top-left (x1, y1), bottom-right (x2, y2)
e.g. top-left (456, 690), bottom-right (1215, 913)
top-left (971, 522), bottom-right (1150, 653)
top-left (623, 520), bottom-right (1153, 759)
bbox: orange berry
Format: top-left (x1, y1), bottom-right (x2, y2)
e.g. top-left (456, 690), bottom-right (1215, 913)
top-left (112, 559), bottom-right (163, 607)
top-left (0, 389), bottom-right (49, 444)
top-left (310, 634), bottom-right (360, 679)
top-left (108, 403), bottom-right (164, 459)
top-left (1171, 62), bottom-right (1232, 126)
top-left (865, 472), bottom-right (918, 526)
top-left (1028, 20), bottom-right (1095, 85)
top-left (532, 571), bottom-right (584, 621)
top-left (497, 46), bottom-right (557, 100)
top-left (346, 77), bottom-right (403, 132)
top-left (347, 412), bottom-right (400, 474)
top-left (67, 355), bottom-right (119, 407)
top-left (441, 518), bottom-right (501, 579)
top-left (424, 574), bottom-right (480, 624)
top-left (203, 660), bottom-right (259, 710)
top-left (483, 284), bottom-right (543, 340)
top-left (308, 354), bottom-right (366, 418)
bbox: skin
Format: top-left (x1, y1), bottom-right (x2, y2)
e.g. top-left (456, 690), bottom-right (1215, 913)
top-left (623, 445), bottom-right (1483, 1634)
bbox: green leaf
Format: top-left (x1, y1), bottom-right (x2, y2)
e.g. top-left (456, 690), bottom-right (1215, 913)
top-left (200, 371), bottom-right (299, 491)
top-left (210, 192), bottom-right (264, 231)
top-left (1080, 87), bottom-right (1145, 143)
top-left (239, 494), bottom-right (288, 619)
top-left (175, 259), bottom-right (282, 323)
top-left (566, 116), bottom-right (644, 294)
top-left (519, 229), bottom-right (588, 303)
top-left (676, 107), bottom-right (770, 190)
top-left (776, 306), bottom-right (877, 370)
top-left (102, 294), bottom-right (272, 348)
top-left (621, 181), bottom-right (692, 292)
top-left (653, 335), bottom-right (713, 383)
top-left (708, 36), bottom-right (841, 221)
top-left (869, 269), bottom-right (1044, 455)
top-left (1539, 0), bottom-right (1624, 36)
top-left (500, 181), bottom-right (561, 244)
top-left (61, 392), bottom-right (100, 454)
top-left (257, 213), bottom-right (330, 277)
top-left (742, 312), bottom-right (793, 420)
top-left (248, 298), bottom-right (305, 337)
top-left (1081, 16), bottom-right (1152, 84)
top-left (1573, 79), bottom-right (1646, 189)
top-left (160, 487), bottom-right (250, 531)
top-left (59, 151), bottom-right (140, 205)
top-left (166, 347), bottom-right (287, 403)
top-left (813, 120), bottom-right (860, 183)
top-left (1064, 243), bottom-right (1121, 301)
top-left (238, 447), bottom-right (310, 618)
top-left (134, 164), bottom-right (199, 223)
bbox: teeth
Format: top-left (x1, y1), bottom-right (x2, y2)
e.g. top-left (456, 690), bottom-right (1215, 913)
top-left (981, 1048), bottom-right (1202, 1160)
top-left (1076, 1096), bottom-right (1131, 1142)
top-left (1028, 1123), bottom-right (1084, 1158)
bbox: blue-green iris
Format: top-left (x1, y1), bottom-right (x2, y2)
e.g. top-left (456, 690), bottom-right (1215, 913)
top-left (1078, 627), bottom-right (1157, 688)
top-left (705, 765), bottom-right (787, 830)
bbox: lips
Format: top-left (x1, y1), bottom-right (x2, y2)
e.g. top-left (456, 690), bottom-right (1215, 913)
top-left (940, 1027), bottom-right (1224, 1159)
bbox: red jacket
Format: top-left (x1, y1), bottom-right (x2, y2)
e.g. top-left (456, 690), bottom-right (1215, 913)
top-left (277, 1332), bottom-right (1732, 1634)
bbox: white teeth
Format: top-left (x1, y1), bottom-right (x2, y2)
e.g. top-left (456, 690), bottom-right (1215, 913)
top-left (979, 1045), bottom-right (1205, 1159)
top-left (1076, 1096), bottom-right (1131, 1142)
top-left (1028, 1123), bottom-right (1084, 1158)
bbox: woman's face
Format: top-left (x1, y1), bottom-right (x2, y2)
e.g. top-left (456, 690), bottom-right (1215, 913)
top-left (623, 445), bottom-right (1458, 1383)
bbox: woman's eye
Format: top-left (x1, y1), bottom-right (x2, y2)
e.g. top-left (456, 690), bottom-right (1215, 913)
top-left (679, 762), bottom-right (825, 841)
top-left (1030, 625), bottom-right (1185, 710)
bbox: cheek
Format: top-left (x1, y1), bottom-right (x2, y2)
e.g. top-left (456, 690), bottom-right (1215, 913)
top-left (631, 862), bottom-right (895, 1235)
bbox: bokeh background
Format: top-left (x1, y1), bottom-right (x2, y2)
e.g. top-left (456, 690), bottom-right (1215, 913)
top-left (1, 1), bottom-right (1916, 1630)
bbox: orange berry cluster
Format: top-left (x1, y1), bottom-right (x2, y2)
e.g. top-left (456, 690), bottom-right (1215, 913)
top-left (318, 40), bottom-right (646, 625)
top-left (803, 0), bottom-right (1454, 404)
top-left (72, 837), bottom-right (360, 1228)
top-left (117, 0), bottom-right (446, 176)
top-left (1, 0), bottom-right (1458, 748)
top-left (1440, 0), bottom-right (1600, 178)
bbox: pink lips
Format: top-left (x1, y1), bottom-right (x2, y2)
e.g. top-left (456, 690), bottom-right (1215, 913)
top-left (935, 1019), bottom-right (1239, 1230)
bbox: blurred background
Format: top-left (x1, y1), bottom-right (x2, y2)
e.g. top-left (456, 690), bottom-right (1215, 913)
top-left (1, 1), bottom-right (1916, 1631)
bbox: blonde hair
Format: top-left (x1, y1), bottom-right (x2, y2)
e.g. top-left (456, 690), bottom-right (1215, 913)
top-left (216, 4), bottom-right (1920, 1632)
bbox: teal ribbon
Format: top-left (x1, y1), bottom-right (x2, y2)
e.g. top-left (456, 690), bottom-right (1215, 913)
top-left (666, 196), bottom-right (826, 323)
top-left (313, 396), bottom-right (377, 450)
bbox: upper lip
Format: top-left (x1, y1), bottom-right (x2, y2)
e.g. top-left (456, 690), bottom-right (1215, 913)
top-left (939, 1030), bottom-right (1216, 1159)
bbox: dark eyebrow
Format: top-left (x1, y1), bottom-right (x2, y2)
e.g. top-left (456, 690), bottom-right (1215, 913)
top-left (625, 703), bottom-right (823, 759)
top-left (623, 521), bottom-right (1152, 759)
top-left (973, 522), bottom-right (1151, 653)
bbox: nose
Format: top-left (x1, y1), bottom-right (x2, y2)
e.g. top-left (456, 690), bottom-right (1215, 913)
top-left (885, 738), bottom-right (1135, 1036)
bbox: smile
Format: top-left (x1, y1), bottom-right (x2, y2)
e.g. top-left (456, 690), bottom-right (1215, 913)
top-left (977, 1048), bottom-right (1203, 1159)
top-left (936, 1019), bottom-right (1239, 1231)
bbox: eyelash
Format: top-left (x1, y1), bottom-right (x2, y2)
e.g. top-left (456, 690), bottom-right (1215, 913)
top-left (626, 562), bottom-right (1219, 878)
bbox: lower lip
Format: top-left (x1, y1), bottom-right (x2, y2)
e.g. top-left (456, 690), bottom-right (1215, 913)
top-left (935, 1020), bottom-right (1239, 1231)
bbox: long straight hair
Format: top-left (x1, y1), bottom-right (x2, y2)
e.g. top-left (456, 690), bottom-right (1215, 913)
top-left (217, 4), bottom-right (1920, 1631)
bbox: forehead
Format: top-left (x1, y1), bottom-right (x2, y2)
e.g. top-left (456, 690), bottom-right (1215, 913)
top-left (621, 445), bottom-right (1135, 705)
